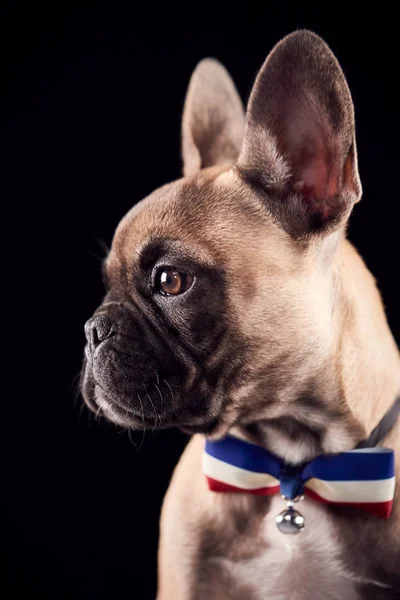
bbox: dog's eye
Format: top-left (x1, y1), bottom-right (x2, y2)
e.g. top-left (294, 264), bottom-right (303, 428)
top-left (157, 269), bottom-right (194, 296)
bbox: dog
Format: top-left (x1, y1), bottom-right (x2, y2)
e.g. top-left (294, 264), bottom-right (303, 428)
top-left (81, 31), bottom-right (400, 599)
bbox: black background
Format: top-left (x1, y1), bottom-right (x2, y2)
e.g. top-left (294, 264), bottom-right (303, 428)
top-left (4, 6), bottom-right (400, 600)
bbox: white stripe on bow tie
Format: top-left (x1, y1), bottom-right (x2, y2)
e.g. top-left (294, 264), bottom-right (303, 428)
top-left (305, 477), bottom-right (395, 503)
top-left (202, 453), bottom-right (279, 490)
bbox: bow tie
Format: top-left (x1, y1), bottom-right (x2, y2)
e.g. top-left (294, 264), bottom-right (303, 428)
top-left (203, 434), bottom-right (396, 520)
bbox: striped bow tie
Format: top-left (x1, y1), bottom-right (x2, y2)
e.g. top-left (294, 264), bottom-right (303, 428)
top-left (203, 435), bottom-right (396, 519)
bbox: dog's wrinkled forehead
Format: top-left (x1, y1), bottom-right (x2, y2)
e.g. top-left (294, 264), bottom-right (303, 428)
top-left (106, 165), bottom-right (297, 288)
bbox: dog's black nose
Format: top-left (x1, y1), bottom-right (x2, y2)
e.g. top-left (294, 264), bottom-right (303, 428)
top-left (84, 315), bottom-right (114, 354)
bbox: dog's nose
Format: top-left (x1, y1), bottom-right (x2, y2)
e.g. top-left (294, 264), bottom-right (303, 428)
top-left (84, 315), bottom-right (114, 355)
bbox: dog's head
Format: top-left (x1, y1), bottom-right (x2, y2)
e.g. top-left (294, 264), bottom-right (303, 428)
top-left (81, 31), bottom-right (363, 455)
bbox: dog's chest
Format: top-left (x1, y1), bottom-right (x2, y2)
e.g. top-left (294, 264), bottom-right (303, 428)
top-left (201, 497), bottom-right (362, 600)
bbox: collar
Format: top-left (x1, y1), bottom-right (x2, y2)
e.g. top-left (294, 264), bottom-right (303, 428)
top-left (203, 396), bottom-right (400, 533)
top-left (356, 396), bottom-right (400, 448)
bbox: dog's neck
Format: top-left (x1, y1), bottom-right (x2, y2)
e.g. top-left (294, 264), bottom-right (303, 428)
top-left (334, 239), bottom-right (400, 440)
top-left (237, 238), bottom-right (400, 465)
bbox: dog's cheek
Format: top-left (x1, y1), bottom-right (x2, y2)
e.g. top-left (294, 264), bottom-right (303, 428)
top-left (162, 267), bottom-right (230, 354)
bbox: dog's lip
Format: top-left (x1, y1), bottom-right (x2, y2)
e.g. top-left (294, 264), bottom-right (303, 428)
top-left (92, 384), bottom-right (223, 433)
top-left (83, 369), bottom-right (222, 432)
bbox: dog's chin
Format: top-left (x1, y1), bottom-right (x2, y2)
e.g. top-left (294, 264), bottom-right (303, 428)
top-left (82, 379), bottom-right (231, 436)
top-left (83, 383), bottom-right (161, 429)
top-left (92, 388), bottom-right (144, 427)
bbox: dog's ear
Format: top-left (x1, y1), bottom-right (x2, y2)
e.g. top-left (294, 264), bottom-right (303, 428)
top-left (182, 59), bottom-right (245, 177)
top-left (238, 30), bottom-right (362, 237)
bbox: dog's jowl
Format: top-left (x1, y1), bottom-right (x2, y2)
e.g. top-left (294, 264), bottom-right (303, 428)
top-left (81, 31), bottom-right (400, 599)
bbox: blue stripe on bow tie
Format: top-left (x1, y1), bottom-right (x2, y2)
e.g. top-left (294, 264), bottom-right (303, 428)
top-left (301, 449), bottom-right (395, 481)
top-left (205, 435), bottom-right (282, 478)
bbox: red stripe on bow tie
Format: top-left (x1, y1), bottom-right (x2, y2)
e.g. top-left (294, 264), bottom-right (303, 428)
top-left (304, 488), bottom-right (393, 519)
top-left (206, 476), bottom-right (280, 496)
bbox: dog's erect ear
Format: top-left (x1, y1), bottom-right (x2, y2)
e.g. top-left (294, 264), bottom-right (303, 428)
top-left (182, 59), bottom-right (245, 177)
top-left (238, 31), bottom-right (362, 237)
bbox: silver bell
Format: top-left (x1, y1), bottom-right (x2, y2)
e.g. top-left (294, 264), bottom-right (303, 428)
top-left (275, 502), bottom-right (305, 534)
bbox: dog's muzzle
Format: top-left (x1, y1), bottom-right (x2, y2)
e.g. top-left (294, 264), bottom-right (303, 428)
top-left (80, 300), bottom-right (216, 432)
top-left (81, 301), bottom-right (172, 424)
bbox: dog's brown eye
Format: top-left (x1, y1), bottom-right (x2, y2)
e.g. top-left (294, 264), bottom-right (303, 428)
top-left (158, 269), bottom-right (193, 296)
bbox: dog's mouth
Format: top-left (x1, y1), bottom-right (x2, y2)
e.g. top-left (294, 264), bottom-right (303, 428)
top-left (83, 377), bottom-right (171, 429)
top-left (94, 388), bottom-right (220, 435)
top-left (81, 364), bottom-right (224, 435)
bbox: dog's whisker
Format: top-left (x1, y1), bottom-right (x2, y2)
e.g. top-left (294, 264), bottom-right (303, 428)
top-left (162, 378), bottom-right (175, 414)
top-left (136, 393), bottom-right (146, 451)
top-left (87, 248), bottom-right (107, 266)
top-left (87, 406), bottom-right (93, 429)
top-left (78, 402), bottom-right (87, 425)
top-left (143, 384), bottom-right (161, 431)
top-left (127, 428), bottom-right (134, 447)
top-left (87, 237), bottom-right (110, 266)
top-left (118, 427), bottom-right (129, 434)
top-left (69, 372), bottom-right (82, 387)
top-left (93, 236), bottom-right (110, 257)
top-left (70, 372), bottom-right (83, 406)
top-left (117, 425), bottom-right (139, 449)
top-left (154, 382), bottom-right (164, 413)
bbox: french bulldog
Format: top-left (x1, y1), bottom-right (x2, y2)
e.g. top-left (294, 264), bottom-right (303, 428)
top-left (81, 31), bottom-right (400, 599)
